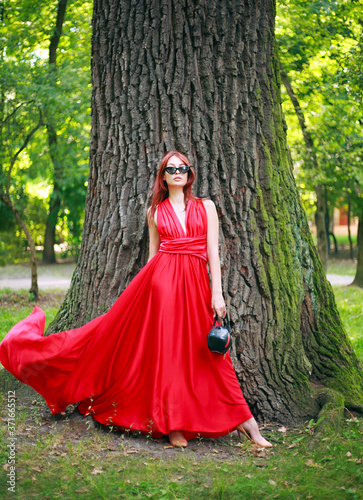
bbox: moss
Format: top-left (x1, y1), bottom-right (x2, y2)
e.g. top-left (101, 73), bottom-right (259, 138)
top-left (316, 388), bottom-right (345, 430)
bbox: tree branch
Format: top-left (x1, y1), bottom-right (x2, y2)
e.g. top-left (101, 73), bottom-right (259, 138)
top-left (6, 111), bottom-right (43, 193)
top-left (1, 102), bottom-right (25, 125)
top-left (49, 0), bottom-right (68, 66)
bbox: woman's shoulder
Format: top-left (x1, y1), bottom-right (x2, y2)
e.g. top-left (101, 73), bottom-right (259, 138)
top-left (201, 198), bottom-right (214, 207)
top-left (200, 198), bottom-right (215, 212)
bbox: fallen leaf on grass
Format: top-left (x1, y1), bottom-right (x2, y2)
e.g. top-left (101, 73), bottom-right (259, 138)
top-left (213, 449), bottom-right (219, 454)
top-left (75, 489), bottom-right (88, 494)
top-left (269, 479), bottom-right (277, 486)
top-left (288, 443), bottom-right (297, 449)
top-left (245, 474), bottom-right (252, 479)
top-left (126, 450), bottom-right (138, 454)
top-left (164, 445), bottom-right (174, 449)
top-left (346, 451), bottom-right (352, 457)
top-left (305, 459), bottom-right (323, 469)
top-left (31, 467), bottom-right (42, 473)
top-left (91, 468), bottom-right (103, 475)
top-left (278, 426), bottom-right (287, 433)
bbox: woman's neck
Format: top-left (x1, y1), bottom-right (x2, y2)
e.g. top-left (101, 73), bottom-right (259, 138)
top-left (167, 187), bottom-right (185, 207)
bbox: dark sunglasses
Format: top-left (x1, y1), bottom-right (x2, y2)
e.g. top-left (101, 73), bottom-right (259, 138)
top-left (164, 165), bottom-right (191, 175)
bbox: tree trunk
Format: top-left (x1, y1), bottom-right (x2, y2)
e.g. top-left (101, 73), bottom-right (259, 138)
top-left (352, 208), bottom-right (363, 287)
top-left (42, 0), bottom-right (68, 264)
top-left (280, 66), bottom-right (328, 270)
top-left (315, 184), bottom-right (328, 267)
top-left (347, 189), bottom-right (353, 260)
top-left (0, 193), bottom-right (38, 298)
top-left (48, 0), bottom-right (363, 423)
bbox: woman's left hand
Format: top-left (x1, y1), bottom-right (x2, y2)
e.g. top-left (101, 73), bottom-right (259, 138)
top-left (211, 292), bottom-right (226, 319)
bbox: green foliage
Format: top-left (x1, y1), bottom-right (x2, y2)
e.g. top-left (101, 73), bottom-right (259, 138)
top-left (0, 0), bottom-right (92, 259)
top-left (276, 0), bottom-right (363, 221)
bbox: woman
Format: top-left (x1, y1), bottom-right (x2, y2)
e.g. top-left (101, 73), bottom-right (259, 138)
top-left (0, 150), bottom-right (271, 448)
top-left (146, 151), bottom-right (272, 448)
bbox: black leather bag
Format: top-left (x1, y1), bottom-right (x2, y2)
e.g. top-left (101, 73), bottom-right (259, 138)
top-left (207, 314), bottom-right (232, 354)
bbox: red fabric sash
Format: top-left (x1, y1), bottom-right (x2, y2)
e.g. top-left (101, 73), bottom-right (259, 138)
top-left (159, 235), bottom-right (208, 262)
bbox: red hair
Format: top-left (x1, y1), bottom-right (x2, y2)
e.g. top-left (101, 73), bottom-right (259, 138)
top-left (147, 151), bottom-right (204, 227)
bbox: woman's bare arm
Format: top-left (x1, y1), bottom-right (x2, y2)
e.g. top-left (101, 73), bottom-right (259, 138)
top-left (147, 207), bottom-right (160, 262)
top-left (203, 199), bottom-right (226, 319)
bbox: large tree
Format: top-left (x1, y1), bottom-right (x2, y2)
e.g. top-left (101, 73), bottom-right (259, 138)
top-left (48, 0), bottom-right (362, 423)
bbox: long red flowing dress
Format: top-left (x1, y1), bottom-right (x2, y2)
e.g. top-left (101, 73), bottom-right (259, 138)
top-left (0, 197), bottom-right (252, 440)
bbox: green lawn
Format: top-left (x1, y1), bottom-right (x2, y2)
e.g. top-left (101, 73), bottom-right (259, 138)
top-left (333, 286), bottom-right (363, 363)
top-left (327, 259), bottom-right (357, 277)
top-left (0, 408), bottom-right (362, 500)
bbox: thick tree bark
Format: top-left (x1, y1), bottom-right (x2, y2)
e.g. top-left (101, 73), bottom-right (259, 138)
top-left (48, 0), bottom-right (362, 423)
top-left (352, 208), bottom-right (363, 287)
top-left (42, 0), bottom-right (68, 264)
top-left (280, 66), bottom-right (328, 270)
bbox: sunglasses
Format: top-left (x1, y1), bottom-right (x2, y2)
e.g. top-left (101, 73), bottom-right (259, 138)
top-left (164, 165), bottom-right (191, 175)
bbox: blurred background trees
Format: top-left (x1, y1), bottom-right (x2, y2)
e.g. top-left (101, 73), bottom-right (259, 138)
top-left (276, 0), bottom-right (363, 283)
top-left (0, 0), bottom-right (92, 267)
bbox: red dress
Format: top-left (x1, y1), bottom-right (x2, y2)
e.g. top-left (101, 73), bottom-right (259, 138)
top-left (0, 198), bottom-right (252, 440)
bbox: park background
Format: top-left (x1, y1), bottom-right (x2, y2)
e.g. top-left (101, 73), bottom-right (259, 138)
top-left (0, 0), bottom-right (362, 498)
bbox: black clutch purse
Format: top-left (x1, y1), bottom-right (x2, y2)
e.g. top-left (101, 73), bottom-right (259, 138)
top-left (207, 314), bottom-right (232, 354)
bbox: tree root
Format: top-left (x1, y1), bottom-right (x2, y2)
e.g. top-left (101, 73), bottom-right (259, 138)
top-left (308, 388), bottom-right (345, 448)
top-left (345, 402), bottom-right (363, 415)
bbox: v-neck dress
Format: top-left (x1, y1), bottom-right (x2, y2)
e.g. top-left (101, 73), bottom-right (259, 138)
top-left (0, 197), bottom-right (252, 440)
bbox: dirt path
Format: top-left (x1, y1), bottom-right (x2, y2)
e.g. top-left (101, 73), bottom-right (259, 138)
top-left (0, 263), bottom-right (75, 291)
top-left (0, 263), bottom-right (355, 289)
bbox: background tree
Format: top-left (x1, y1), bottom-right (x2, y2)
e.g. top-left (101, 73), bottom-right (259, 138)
top-left (276, 0), bottom-right (363, 278)
top-left (0, 0), bottom-right (92, 266)
top-left (49, 0), bottom-right (362, 423)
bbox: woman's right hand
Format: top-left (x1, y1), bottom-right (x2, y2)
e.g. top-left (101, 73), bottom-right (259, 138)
top-left (211, 291), bottom-right (226, 319)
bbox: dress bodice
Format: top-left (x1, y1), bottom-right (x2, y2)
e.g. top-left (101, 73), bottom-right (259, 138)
top-left (157, 198), bottom-right (208, 261)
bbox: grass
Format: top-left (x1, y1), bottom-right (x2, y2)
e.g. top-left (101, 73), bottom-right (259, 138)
top-left (327, 259), bottom-right (357, 277)
top-left (332, 286), bottom-right (363, 363)
top-left (0, 411), bottom-right (362, 499)
top-left (0, 288), bottom-right (65, 339)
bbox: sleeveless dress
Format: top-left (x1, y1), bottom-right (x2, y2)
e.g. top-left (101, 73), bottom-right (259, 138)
top-left (0, 198), bottom-right (252, 440)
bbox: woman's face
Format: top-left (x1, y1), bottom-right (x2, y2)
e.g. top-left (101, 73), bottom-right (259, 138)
top-left (162, 155), bottom-right (189, 189)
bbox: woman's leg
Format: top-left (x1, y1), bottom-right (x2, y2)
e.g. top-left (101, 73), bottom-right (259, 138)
top-left (237, 417), bottom-right (273, 447)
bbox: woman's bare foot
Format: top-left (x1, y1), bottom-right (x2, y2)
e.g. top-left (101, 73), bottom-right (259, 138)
top-left (237, 417), bottom-right (273, 448)
top-left (169, 430), bottom-right (187, 447)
